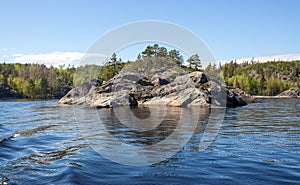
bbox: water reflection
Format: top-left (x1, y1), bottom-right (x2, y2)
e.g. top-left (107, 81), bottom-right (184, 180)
top-left (102, 107), bottom-right (182, 146)
top-left (74, 105), bottom-right (226, 166)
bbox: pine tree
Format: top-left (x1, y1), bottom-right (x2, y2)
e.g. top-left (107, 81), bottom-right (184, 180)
top-left (187, 54), bottom-right (202, 70)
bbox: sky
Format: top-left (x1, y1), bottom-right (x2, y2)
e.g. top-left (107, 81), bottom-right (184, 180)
top-left (0, 0), bottom-right (300, 67)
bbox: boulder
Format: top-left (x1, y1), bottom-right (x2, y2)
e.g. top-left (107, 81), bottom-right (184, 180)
top-left (226, 87), bottom-right (259, 107)
top-left (189, 71), bottom-right (208, 84)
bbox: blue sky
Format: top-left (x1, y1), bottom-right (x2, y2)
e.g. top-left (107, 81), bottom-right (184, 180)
top-left (0, 0), bottom-right (299, 66)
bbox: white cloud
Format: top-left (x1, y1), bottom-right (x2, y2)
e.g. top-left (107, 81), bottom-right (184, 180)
top-left (1, 48), bottom-right (15, 52)
top-left (12, 54), bottom-right (24, 57)
top-left (12, 51), bottom-right (108, 67)
top-left (220, 53), bottom-right (300, 64)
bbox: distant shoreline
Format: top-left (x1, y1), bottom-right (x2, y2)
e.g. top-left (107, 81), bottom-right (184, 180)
top-left (253, 96), bottom-right (300, 99)
top-left (0, 97), bottom-right (59, 101)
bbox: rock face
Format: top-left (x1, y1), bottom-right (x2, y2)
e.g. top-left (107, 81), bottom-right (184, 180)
top-left (226, 87), bottom-right (259, 107)
top-left (59, 69), bottom-right (257, 108)
top-left (276, 87), bottom-right (300, 98)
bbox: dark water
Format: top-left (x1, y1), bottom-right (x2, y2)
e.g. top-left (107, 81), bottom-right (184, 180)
top-left (0, 99), bottom-right (299, 184)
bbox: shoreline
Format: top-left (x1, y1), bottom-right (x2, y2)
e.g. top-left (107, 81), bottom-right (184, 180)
top-left (0, 97), bottom-right (60, 101)
top-left (253, 96), bottom-right (300, 99)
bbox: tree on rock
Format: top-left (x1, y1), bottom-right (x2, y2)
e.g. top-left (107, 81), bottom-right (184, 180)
top-left (187, 54), bottom-right (202, 70)
top-left (168, 49), bottom-right (183, 65)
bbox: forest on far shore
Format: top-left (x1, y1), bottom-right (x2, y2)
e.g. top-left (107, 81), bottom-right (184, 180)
top-left (221, 60), bottom-right (300, 96)
top-left (0, 63), bottom-right (75, 98)
top-left (1, 44), bottom-right (299, 99)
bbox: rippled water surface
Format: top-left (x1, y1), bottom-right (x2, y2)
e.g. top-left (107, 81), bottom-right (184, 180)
top-left (0, 99), bottom-right (299, 184)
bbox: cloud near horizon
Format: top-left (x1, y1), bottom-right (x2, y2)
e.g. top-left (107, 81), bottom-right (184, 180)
top-left (11, 51), bottom-right (108, 67)
top-left (4, 52), bottom-right (300, 67)
top-left (219, 53), bottom-right (300, 64)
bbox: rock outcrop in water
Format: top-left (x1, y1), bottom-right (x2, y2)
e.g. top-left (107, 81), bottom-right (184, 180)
top-left (276, 87), bottom-right (300, 98)
top-left (59, 66), bottom-right (258, 108)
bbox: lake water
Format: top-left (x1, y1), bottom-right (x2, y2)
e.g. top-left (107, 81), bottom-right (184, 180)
top-left (0, 99), bottom-right (299, 184)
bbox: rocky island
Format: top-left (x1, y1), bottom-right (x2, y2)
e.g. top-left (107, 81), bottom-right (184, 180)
top-left (59, 60), bottom-right (258, 108)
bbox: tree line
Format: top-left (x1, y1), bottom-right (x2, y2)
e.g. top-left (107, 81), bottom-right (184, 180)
top-left (1, 44), bottom-right (299, 99)
top-left (221, 60), bottom-right (300, 96)
top-left (0, 63), bottom-right (75, 98)
top-left (0, 44), bottom-right (205, 99)
top-left (95, 44), bottom-right (204, 81)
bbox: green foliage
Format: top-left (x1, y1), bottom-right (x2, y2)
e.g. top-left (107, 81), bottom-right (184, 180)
top-left (0, 63), bottom-right (75, 98)
top-left (73, 65), bottom-right (102, 86)
top-left (187, 54), bottom-right (202, 71)
top-left (222, 60), bottom-right (300, 95)
top-left (97, 53), bottom-right (125, 82)
top-left (140, 44), bottom-right (184, 66)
